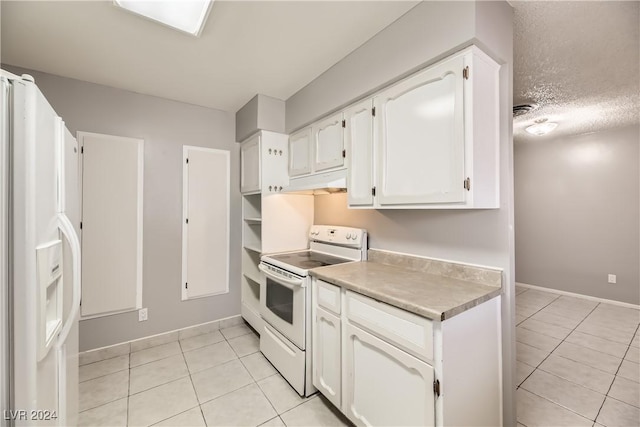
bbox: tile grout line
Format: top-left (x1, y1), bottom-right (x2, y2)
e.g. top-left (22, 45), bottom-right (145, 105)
top-left (518, 300), bottom-right (605, 422)
top-left (78, 326), bottom-right (250, 424)
top-left (519, 289), bottom-right (639, 425)
top-left (181, 326), bottom-right (265, 424)
top-left (515, 292), bottom-right (564, 387)
top-left (126, 353), bottom-right (131, 427)
top-left (519, 297), bottom-right (637, 366)
top-left (178, 338), bottom-right (210, 427)
top-left (591, 322), bottom-right (640, 423)
top-left (520, 299), bottom-right (640, 424)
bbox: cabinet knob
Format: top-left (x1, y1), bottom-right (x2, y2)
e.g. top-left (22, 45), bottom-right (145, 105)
top-left (268, 148), bottom-right (272, 154)
top-left (279, 186), bottom-right (283, 191)
top-left (279, 150), bottom-right (283, 156)
top-left (269, 185), bottom-right (273, 191)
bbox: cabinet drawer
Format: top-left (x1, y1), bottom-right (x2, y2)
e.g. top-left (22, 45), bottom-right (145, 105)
top-left (345, 291), bottom-right (433, 362)
top-left (315, 279), bottom-right (341, 315)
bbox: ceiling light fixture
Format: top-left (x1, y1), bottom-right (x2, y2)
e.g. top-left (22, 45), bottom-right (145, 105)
top-left (513, 103), bottom-right (538, 117)
top-left (113, 0), bottom-right (213, 37)
top-left (525, 118), bottom-right (558, 136)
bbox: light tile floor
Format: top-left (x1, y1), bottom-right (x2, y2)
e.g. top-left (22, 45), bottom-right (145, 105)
top-left (78, 324), bottom-right (350, 427)
top-left (78, 288), bottom-right (640, 427)
top-left (516, 285), bottom-right (640, 427)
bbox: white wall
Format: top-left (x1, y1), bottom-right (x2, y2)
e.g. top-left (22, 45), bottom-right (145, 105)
top-left (287, 2), bottom-right (516, 424)
top-left (4, 65), bottom-right (240, 352)
top-left (515, 124), bottom-right (640, 305)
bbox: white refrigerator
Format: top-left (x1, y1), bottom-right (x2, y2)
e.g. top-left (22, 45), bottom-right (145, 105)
top-left (1, 70), bottom-right (81, 426)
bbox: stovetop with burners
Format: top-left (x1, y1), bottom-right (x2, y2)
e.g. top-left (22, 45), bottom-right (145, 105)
top-left (265, 250), bottom-right (353, 271)
top-left (261, 225), bottom-right (368, 277)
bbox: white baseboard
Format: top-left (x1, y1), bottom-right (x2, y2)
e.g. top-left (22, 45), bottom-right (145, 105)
top-left (516, 282), bottom-right (640, 310)
top-left (79, 313), bottom-right (245, 364)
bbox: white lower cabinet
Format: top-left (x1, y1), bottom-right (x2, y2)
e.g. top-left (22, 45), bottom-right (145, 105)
top-left (343, 323), bottom-right (435, 427)
top-left (313, 307), bottom-right (341, 408)
top-left (312, 278), bottom-right (502, 427)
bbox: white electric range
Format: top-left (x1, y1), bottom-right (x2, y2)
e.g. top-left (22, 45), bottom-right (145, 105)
top-left (258, 225), bottom-right (367, 396)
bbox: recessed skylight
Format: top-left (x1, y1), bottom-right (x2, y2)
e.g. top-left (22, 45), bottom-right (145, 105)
top-left (114, 0), bottom-right (213, 37)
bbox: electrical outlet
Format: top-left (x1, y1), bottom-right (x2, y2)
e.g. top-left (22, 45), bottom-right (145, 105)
top-left (138, 308), bottom-right (148, 322)
top-left (607, 274), bottom-right (617, 284)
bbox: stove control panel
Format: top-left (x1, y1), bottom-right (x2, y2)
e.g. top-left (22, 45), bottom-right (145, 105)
top-left (309, 225), bottom-right (366, 247)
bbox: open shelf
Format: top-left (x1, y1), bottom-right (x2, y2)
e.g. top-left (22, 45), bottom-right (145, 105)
top-left (243, 222), bottom-right (262, 252)
top-left (243, 193), bottom-right (262, 220)
top-left (243, 273), bottom-right (262, 286)
top-left (243, 245), bottom-right (262, 254)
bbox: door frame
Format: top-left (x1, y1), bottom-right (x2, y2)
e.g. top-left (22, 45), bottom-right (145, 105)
top-left (77, 131), bottom-right (144, 319)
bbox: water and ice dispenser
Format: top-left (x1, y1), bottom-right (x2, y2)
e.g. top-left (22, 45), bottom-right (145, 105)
top-left (36, 239), bottom-right (64, 361)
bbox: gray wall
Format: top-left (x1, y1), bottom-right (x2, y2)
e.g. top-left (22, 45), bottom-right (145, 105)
top-left (515, 125), bottom-right (640, 304)
top-left (289, 2), bottom-right (516, 424)
top-left (5, 65), bottom-right (240, 351)
top-left (236, 94), bottom-right (285, 142)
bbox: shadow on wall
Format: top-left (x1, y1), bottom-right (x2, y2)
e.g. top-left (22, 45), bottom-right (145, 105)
top-left (314, 193), bottom-right (507, 266)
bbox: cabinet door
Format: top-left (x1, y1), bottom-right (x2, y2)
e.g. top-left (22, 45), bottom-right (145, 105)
top-left (313, 112), bottom-right (345, 172)
top-left (313, 307), bottom-right (342, 409)
top-left (344, 323), bottom-right (435, 427)
top-left (345, 99), bottom-right (374, 207)
top-left (240, 134), bottom-right (261, 193)
top-left (261, 132), bottom-right (289, 192)
top-left (374, 54), bottom-right (465, 206)
top-left (289, 128), bottom-right (312, 177)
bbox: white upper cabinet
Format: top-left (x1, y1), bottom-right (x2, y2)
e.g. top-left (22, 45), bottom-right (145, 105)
top-left (375, 54), bottom-right (465, 206)
top-left (240, 131), bottom-right (290, 194)
top-left (288, 46), bottom-right (499, 208)
top-left (341, 45), bottom-right (500, 209)
top-left (288, 127), bottom-right (312, 177)
top-left (344, 99), bottom-right (374, 207)
top-left (240, 133), bottom-right (261, 194)
top-left (312, 112), bottom-right (345, 172)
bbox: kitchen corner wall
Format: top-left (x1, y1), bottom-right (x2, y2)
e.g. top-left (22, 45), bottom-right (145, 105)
top-left (4, 65), bottom-right (240, 351)
top-left (515, 124), bottom-right (640, 305)
top-left (286, 1), bottom-right (516, 424)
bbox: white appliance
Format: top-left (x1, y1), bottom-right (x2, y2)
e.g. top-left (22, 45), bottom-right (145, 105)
top-left (1, 71), bottom-right (81, 426)
top-left (259, 225), bottom-right (367, 396)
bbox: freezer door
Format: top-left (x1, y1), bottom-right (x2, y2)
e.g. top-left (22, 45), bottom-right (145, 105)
top-left (10, 76), bottom-right (80, 426)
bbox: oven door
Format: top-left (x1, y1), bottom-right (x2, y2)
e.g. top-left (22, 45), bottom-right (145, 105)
top-left (258, 263), bottom-right (306, 350)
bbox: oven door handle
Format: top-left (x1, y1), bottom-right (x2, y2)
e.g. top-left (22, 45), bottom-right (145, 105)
top-left (259, 264), bottom-right (306, 288)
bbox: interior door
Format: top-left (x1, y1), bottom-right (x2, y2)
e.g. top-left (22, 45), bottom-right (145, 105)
top-left (344, 323), bottom-right (435, 427)
top-left (375, 55), bottom-right (465, 205)
top-left (79, 132), bottom-right (143, 317)
top-left (313, 112), bottom-right (344, 172)
top-left (344, 99), bottom-right (374, 207)
top-left (182, 146), bottom-right (230, 300)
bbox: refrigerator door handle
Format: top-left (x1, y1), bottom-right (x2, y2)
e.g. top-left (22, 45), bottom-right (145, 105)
top-left (54, 213), bottom-right (81, 427)
top-left (55, 213), bottom-right (81, 347)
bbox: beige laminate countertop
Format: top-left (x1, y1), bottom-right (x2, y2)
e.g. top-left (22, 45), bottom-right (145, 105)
top-left (309, 258), bottom-right (502, 321)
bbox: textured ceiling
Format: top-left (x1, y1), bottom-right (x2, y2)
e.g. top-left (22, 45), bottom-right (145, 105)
top-left (1, 1), bottom-right (418, 113)
top-left (3, 1), bottom-right (638, 140)
top-left (513, 1), bottom-right (640, 142)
